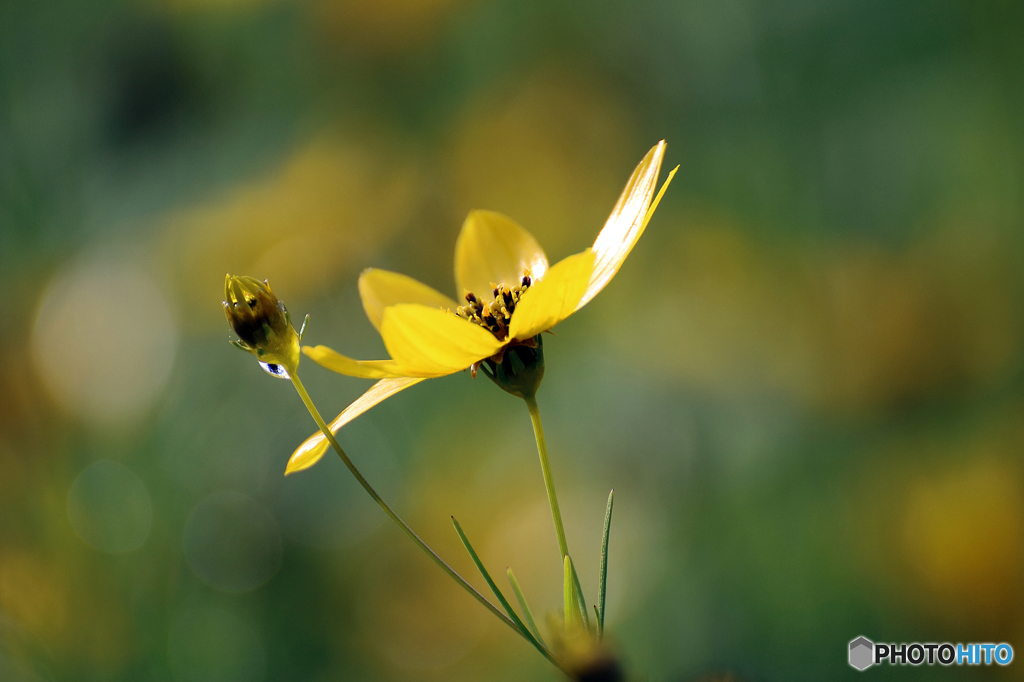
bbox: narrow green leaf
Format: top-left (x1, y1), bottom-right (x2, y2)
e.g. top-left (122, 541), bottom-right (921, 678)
top-left (593, 605), bottom-right (601, 638)
top-left (507, 568), bottom-right (544, 645)
top-left (569, 558), bottom-right (591, 632)
top-left (598, 489), bottom-right (614, 636)
top-left (563, 555), bottom-right (578, 631)
top-left (452, 518), bottom-right (555, 663)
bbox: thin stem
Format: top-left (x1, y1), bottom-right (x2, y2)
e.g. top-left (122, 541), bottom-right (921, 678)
top-left (524, 395), bottom-right (569, 560)
top-left (525, 395), bottom-right (590, 630)
top-left (289, 373), bottom-right (519, 634)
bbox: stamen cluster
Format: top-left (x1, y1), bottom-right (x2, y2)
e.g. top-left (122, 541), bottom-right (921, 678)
top-left (453, 271), bottom-right (532, 341)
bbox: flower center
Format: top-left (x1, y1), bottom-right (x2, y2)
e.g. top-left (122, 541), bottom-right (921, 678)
top-left (453, 271), bottom-right (532, 341)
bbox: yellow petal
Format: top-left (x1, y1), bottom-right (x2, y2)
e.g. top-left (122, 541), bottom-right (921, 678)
top-left (577, 141), bottom-right (677, 310)
top-left (285, 377), bottom-right (424, 475)
top-left (302, 345), bottom-right (409, 378)
top-left (509, 250), bottom-right (596, 341)
top-left (359, 268), bottom-right (459, 331)
top-left (380, 303), bottom-right (503, 375)
top-left (454, 210), bottom-right (548, 297)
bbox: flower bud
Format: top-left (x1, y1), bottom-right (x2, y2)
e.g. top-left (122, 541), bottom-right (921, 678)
top-left (223, 274), bottom-right (301, 378)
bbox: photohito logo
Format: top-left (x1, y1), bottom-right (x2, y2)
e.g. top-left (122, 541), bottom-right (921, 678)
top-left (849, 637), bottom-right (874, 671)
top-left (848, 636), bottom-right (1013, 670)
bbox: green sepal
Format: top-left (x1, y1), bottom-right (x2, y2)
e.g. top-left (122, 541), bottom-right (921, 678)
top-left (481, 334), bottom-right (545, 399)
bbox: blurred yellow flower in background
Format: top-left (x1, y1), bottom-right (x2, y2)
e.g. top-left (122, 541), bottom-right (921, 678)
top-left (161, 134), bottom-right (420, 331)
top-left (610, 209), bottom-right (1023, 414)
top-left (286, 141), bottom-right (677, 474)
top-left (901, 456), bottom-right (1024, 623)
top-left (446, 67), bottom-right (639, 259)
top-left (313, 0), bottom-right (475, 53)
top-left (846, 408), bottom-right (1024, 631)
top-left (0, 550), bottom-right (69, 640)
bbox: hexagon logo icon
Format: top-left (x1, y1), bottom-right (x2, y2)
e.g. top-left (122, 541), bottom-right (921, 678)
top-left (849, 636), bottom-right (874, 671)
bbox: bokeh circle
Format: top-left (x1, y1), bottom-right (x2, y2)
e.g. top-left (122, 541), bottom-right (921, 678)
top-left (67, 460), bottom-right (153, 553)
top-left (183, 491), bottom-right (282, 592)
top-left (31, 247), bottom-right (179, 427)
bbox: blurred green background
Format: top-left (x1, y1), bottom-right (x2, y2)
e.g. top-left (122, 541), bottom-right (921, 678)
top-left (2, 0), bottom-right (1023, 680)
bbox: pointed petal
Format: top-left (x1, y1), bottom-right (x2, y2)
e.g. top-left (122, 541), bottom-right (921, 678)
top-left (303, 345), bottom-right (409, 378)
top-left (577, 141), bottom-right (676, 310)
top-left (359, 268), bottom-right (459, 331)
top-left (380, 304), bottom-right (503, 375)
top-left (285, 377), bottom-right (424, 475)
top-left (509, 250), bottom-right (596, 341)
top-left (454, 210), bottom-right (548, 297)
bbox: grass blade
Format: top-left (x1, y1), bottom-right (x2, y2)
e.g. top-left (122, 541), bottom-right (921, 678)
top-left (507, 568), bottom-right (544, 645)
top-left (452, 518), bottom-right (557, 664)
top-left (598, 489), bottom-right (614, 636)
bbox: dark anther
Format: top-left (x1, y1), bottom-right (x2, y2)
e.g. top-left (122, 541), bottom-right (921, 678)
top-left (465, 292), bottom-right (477, 303)
top-left (502, 289), bottom-right (514, 306)
top-left (522, 275), bottom-right (531, 287)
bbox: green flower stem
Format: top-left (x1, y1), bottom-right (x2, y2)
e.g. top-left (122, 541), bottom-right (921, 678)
top-left (525, 395), bottom-right (590, 630)
top-left (289, 372), bottom-right (519, 635)
top-left (524, 395), bottom-right (569, 561)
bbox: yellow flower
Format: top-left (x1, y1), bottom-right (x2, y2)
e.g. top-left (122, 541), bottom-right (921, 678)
top-left (223, 275), bottom-right (303, 378)
top-left (287, 141), bottom-right (676, 473)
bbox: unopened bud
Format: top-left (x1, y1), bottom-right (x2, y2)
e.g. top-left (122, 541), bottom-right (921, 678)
top-left (222, 274), bottom-right (302, 378)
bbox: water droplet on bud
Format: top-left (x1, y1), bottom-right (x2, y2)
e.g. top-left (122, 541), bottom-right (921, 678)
top-left (259, 362), bottom-right (290, 379)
